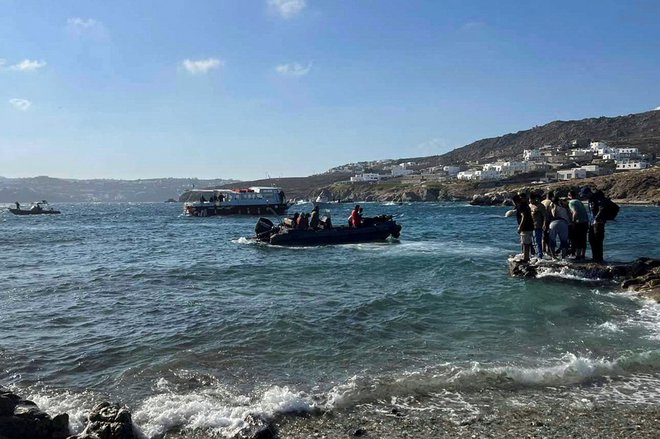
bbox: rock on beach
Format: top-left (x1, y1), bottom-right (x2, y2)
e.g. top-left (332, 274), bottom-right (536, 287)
top-left (0, 386), bottom-right (70, 439)
top-left (508, 257), bottom-right (660, 301)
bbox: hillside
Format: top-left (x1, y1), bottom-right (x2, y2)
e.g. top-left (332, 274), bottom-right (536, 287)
top-left (330, 110), bottom-right (660, 172)
top-left (0, 177), bottom-right (237, 202)
top-left (434, 110), bottom-right (660, 165)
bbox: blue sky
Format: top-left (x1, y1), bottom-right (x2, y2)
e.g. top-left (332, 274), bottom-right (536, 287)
top-left (1, 0), bottom-right (659, 180)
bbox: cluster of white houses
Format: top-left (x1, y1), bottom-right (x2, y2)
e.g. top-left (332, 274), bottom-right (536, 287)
top-left (346, 141), bottom-right (654, 183)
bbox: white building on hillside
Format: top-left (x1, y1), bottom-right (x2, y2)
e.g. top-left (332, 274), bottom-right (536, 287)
top-left (523, 149), bottom-right (542, 161)
top-left (475, 169), bottom-right (501, 181)
top-left (616, 147), bottom-right (640, 159)
top-left (457, 170), bottom-right (476, 180)
top-left (580, 164), bottom-right (600, 174)
top-left (616, 160), bottom-right (649, 170)
top-left (557, 168), bottom-right (588, 180)
top-left (390, 163), bottom-right (414, 177)
top-left (569, 149), bottom-right (593, 159)
top-left (443, 166), bottom-right (461, 177)
top-left (350, 173), bottom-right (381, 182)
top-left (501, 161), bottom-right (529, 176)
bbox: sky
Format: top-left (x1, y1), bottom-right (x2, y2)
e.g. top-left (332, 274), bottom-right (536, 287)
top-left (1, 0), bottom-right (659, 180)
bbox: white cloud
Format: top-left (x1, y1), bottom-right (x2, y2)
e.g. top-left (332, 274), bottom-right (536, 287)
top-left (655, 106), bottom-right (660, 111)
top-left (66, 17), bottom-right (108, 40)
top-left (275, 62), bottom-right (312, 77)
top-left (182, 58), bottom-right (223, 74)
top-left (268, 0), bottom-right (306, 19)
top-left (9, 59), bottom-right (47, 72)
top-left (0, 59), bottom-right (6, 68)
top-left (9, 98), bottom-right (32, 111)
top-left (67, 17), bottom-right (99, 32)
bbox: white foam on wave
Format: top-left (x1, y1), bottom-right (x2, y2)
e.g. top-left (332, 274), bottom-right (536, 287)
top-left (231, 236), bottom-right (255, 245)
top-left (535, 265), bottom-right (606, 282)
top-left (597, 321), bottom-right (623, 333)
top-left (324, 352), bottom-right (660, 412)
top-left (628, 299), bottom-right (660, 340)
top-left (23, 388), bottom-right (98, 434)
top-left (480, 353), bottom-right (619, 386)
top-left (390, 240), bottom-right (503, 257)
top-left (133, 383), bottom-right (314, 438)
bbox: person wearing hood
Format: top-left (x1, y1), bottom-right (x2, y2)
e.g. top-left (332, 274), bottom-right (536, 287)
top-left (310, 206), bottom-right (320, 230)
top-left (580, 187), bottom-right (608, 262)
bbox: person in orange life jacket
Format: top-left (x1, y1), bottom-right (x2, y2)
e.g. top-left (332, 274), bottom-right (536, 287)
top-left (350, 205), bottom-right (362, 228)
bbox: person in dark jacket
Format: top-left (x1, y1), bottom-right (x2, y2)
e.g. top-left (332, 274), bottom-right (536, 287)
top-left (529, 194), bottom-right (546, 259)
top-left (581, 187), bottom-right (606, 263)
top-left (310, 206), bottom-right (320, 230)
top-left (297, 213), bottom-right (309, 230)
top-left (512, 194), bottom-right (534, 262)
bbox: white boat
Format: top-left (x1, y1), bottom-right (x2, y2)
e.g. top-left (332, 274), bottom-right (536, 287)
top-left (183, 187), bottom-right (289, 217)
top-left (313, 194), bottom-right (340, 207)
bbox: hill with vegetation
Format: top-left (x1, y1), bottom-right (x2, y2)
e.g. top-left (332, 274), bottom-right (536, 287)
top-left (0, 176), bottom-right (237, 203)
top-left (433, 110), bottom-right (660, 165)
top-left (329, 110), bottom-right (660, 173)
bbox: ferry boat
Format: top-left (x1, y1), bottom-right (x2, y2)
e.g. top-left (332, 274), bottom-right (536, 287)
top-left (183, 187), bottom-right (289, 217)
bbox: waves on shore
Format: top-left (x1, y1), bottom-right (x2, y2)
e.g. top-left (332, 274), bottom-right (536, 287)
top-left (24, 349), bottom-right (660, 437)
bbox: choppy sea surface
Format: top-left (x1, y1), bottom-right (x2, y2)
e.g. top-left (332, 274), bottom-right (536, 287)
top-left (1, 202), bottom-right (659, 437)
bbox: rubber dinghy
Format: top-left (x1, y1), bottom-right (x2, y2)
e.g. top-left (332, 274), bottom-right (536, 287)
top-left (255, 215), bottom-right (402, 246)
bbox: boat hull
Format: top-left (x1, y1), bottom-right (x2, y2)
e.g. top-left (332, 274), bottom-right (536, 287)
top-left (185, 203), bottom-right (289, 217)
top-left (261, 221), bottom-right (402, 246)
top-left (9, 208), bottom-right (60, 215)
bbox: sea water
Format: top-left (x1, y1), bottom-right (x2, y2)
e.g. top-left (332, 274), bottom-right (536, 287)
top-left (1, 202), bottom-right (659, 437)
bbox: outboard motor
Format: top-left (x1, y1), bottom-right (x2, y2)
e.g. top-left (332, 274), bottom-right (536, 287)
top-left (255, 217), bottom-right (275, 240)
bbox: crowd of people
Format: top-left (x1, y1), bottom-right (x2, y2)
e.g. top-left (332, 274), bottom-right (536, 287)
top-left (285, 204), bottom-right (369, 231)
top-left (512, 187), bottom-right (618, 263)
top-left (287, 206), bottom-right (327, 230)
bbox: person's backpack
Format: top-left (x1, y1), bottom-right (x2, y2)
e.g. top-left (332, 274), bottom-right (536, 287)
top-left (600, 198), bottom-right (620, 221)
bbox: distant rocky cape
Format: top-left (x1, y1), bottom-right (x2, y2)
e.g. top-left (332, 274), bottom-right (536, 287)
top-left (0, 177), bottom-right (237, 203)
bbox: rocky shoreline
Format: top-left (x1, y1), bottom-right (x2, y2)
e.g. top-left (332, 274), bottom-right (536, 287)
top-left (313, 167), bottom-right (660, 205)
top-left (508, 257), bottom-right (660, 302)
top-left (275, 402), bottom-right (660, 439)
top-left (0, 386), bottom-right (279, 439)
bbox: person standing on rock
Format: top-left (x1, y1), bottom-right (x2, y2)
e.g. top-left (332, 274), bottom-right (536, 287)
top-left (568, 190), bottom-right (589, 260)
top-left (512, 194), bottom-right (534, 262)
top-left (581, 187), bottom-right (608, 263)
top-left (541, 191), bottom-right (554, 254)
top-left (547, 197), bottom-right (570, 259)
top-left (529, 194), bottom-right (546, 259)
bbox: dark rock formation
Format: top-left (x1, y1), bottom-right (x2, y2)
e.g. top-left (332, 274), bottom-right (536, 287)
top-left (67, 402), bottom-right (135, 439)
top-left (508, 257), bottom-right (660, 301)
top-left (0, 386), bottom-right (70, 439)
top-left (469, 192), bottom-right (512, 206)
top-left (234, 414), bottom-right (278, 439)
